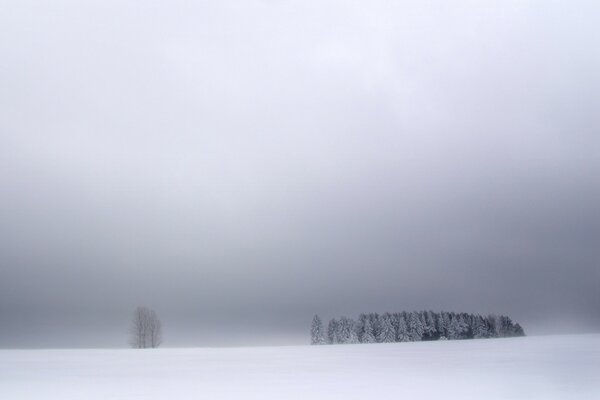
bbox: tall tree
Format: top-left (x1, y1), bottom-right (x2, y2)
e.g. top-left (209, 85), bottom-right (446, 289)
top-left (362, 317), bottom-right (376, 343)
top-left (396, 313), bottom-right (409, 342)
top-left (512, 323), bottom-right (526, 337)
top-left (310, 315), bottom-right (326, 345)
top-left (338, 316), bottom-right (358, 344)
top-left (487, 314), bottom-right (501, 337)
top-left (369, 313), bottom-right (381, 342)
top-left (327, 318), bottom-right (338, 344)
top-left (356, 314), bottom-right (368, 343)
top-left (147, 309), bottom-right (162, 348)
top-left (408, 311), bottom-right (424, 341)
top-left (473, 315), bottom-right (490, 339)
top-left (377, 313), bottom-right (396, 343)
top-left (437, 312), bottom-right (450, 339)
top-left (423, 311), bottom-right (438, 340)
top-left (448, 315), bottom-right (468, 340)
top-left (129, 306), bottom-right (162, 348)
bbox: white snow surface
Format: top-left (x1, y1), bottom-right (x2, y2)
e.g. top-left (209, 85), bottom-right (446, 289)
top-left (1, 334), bottom-right (599, 399)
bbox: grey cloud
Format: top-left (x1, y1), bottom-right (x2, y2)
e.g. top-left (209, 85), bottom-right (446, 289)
top-left (0, 0), bottom-right (599, 347)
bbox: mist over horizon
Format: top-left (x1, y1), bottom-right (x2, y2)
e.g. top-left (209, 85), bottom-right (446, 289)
top-left (1, 0), bottom-right (599, 348)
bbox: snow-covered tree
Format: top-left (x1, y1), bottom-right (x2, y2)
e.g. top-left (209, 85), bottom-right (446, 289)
top-left (368, 313), bottom-right (381, 342)
top-left (461, 313), bottom-right (474, 339)
top-left (500, 315), bottom-right (511, 337)
top-left (327, 319), bottom-right (338, 344)
top-left (408, 311), bottom-right (424, 341)
top-left (497, 315), bottom-right (524, 337)
top-left (377, 313), bottom-right (396, 343)
top-left (395, 313), bottom-right (409, 342)
top-left (310, 315), bottom-right (326, 345)
top-left (422, 311), bottom-right (438, 340)
top-left (362, 316), bottom-right (376, 343)
top-left (356, 314), bottom-right (368, 343)
top-left (337, 316), bottom-right (358, 344)
top-left (487, 314), bottom-right (501, 337)
top-left (334, 318), bottom-right (344, 343)
top-left (473, 315), bottom-right (490, 339)
top-left (437, 312), bottom-right (450, 339)
top-left (512, 323), bottom-right (525, 337)
top-left (448, 315), bottom-right (469, 340)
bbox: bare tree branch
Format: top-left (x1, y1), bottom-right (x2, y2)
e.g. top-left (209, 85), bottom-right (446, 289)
top-left (129, 306), bottom-right (162, 348)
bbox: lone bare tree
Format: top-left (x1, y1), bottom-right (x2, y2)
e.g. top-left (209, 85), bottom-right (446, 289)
top-left (129, 306), bottom-right (162, 348)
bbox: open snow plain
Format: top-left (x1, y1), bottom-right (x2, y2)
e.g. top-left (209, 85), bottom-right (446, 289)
top-left (1, 334), bottom-right (599, 399)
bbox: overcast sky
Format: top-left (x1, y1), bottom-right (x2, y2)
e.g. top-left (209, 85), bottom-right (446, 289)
top-left (0, 0), bottom-right (599, 347)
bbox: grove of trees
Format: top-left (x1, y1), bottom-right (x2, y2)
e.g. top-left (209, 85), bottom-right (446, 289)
top-left (129, 306), bottom-right (163, 348)
top-left (311, 311), bottom-right (524, 345)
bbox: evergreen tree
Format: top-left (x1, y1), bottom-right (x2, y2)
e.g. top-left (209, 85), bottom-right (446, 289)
top-left (437, 312), bottom-right (450, 339)
top-left (498, 315), bottom-right (522, 337)
top-left (473, 315), bottom-right (490, 339)
top-left (462, 313), bottom-right (474, 339)
top-left (391, 313), bottom-right (400, 340)
top-left (356, 314), bottom-right (368, 343)
top-left (496, 315), bottom-right (508, 337)
top-left (396, 314), bottom-right (410, 342)
top-left (422, 311), bottom-right (437, 340)
top-left (487, 314), bottom-right (501, 337)
top-left (310, 314), bottom-right (326, 345)
top-left (448, 315), bottom-right (468, 340)
top-left (334, 318), bottom-right (344, 343)
top-left (362, 316), bottom-right (376, 343)
top-left (327, 318), bottom-right (338, 344)
top-left (377, 313), bottom-right (396, 343)
top-left (408, 311), bottom-right (424, 341)
top-left (338, 316), bottom-right (358, 344)
top-left (369, 313), bottom-right (381, 342)
top-left (512, 323), bottom-right (525, 337)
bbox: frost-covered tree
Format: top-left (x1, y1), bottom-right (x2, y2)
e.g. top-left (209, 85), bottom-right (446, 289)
top-left (473, 315), bottom-right (490, 339)
top-left (437, 312), bottom-right (450, 339)
top-left (512, 323), bottom-right (525, 337)
top-left (356, 314), bottom-right (368, 343)
top-left (496, 315), bottom-right (525, 337)
top-left (327, 318), bottom-right (338, 344)
top-left (390, 313), bottom-right (400, 338)
top-left (500, 315), bottom-right (512, 337)
top-left (448, 315), bottom-right (468, 340)
top-left (461, 313), bottom-right (474, 339)
top-left (338, 316), bottom-right (358, 344)
top-left (422, 311), bottom-right (438, 340)
top-left (408, 311), bottom-right (424, 341)
top-left (334, 318), bottom-right (345, 343)
top-left (310, 315), bottom-right (326, 345)
top-left (487, 314), bottom-right (501, 337)
top-left (377, 313), bottom-right (396, 343)
top-left (336, 317), bottom-right (347, 344)
top-left (368, 313), bottom-right (381, 342)
top-left (395, 313), bottom-right (409, 342)
top-left (362, 316), bottom-right (376, 343)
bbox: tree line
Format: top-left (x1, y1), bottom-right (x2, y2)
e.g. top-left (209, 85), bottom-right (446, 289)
top-left (310, 311), bottom-right (525, 345)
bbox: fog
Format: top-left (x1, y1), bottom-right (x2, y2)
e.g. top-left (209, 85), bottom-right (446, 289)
top-left (0, 0), bottom-right (599, 347)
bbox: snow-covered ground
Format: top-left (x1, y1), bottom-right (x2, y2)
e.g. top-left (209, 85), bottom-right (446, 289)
top-left (1, 334), bottom-right (599, 399)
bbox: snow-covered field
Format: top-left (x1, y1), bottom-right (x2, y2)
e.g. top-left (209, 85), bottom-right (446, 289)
top-left (1, 334), bottom-right (599, 399)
